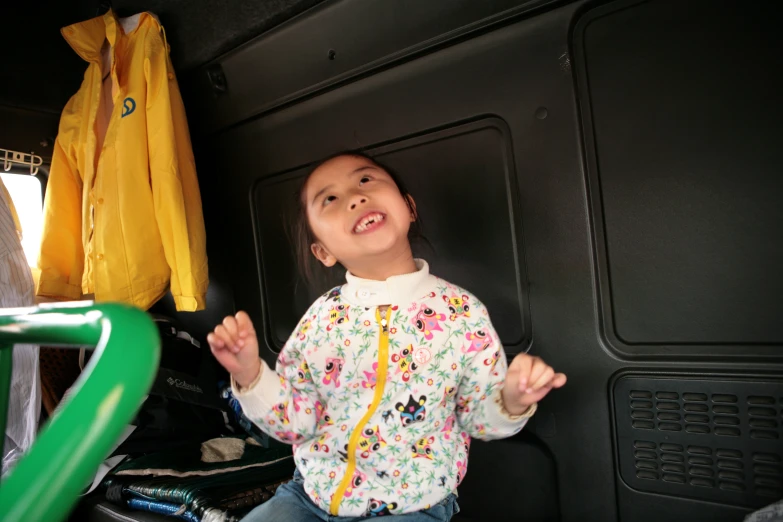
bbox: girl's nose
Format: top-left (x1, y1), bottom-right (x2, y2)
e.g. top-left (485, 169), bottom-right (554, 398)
top-left (349, 195), bottom-right (367, 210)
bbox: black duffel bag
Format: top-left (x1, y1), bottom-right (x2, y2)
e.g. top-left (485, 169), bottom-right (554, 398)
top-left (86, 315), bottom-right (235, 455)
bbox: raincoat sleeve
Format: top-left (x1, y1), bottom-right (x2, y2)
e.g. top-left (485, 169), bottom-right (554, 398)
top-left (144, 27), bottom-right (208, 312)
top-left (36, 136), bottom-right (84, 301)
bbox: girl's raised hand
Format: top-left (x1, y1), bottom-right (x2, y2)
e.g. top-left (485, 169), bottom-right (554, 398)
top-left (502, 354), bottom-right (566, 415)
top-left (207, 311), bottom-right (262, 388)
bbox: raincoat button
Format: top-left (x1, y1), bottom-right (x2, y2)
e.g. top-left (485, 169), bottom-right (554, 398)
top-left (168, 72), bottom-right (174, 80)
top-left (97, 254), bottom-right (104, 261)
top-left (98, 198), bottom-right (104, 204)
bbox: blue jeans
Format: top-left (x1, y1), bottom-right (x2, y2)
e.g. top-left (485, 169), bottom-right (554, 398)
top-left (241, 471), bottom-right (459, 522)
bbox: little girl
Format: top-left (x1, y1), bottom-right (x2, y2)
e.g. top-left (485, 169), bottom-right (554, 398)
top-left (208, 152), bottom-right (566, 521)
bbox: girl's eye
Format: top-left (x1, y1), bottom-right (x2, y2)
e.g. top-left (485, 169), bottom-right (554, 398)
top-left (323, 195), bottom-right (336, 206)
top-left (359, 176), bottom-right (371, 184)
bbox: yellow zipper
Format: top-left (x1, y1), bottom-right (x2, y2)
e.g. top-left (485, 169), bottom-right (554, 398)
top-left (330, 306), bottom-right (391, 515)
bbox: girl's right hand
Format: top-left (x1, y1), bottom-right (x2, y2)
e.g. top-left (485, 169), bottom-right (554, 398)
top-left (207, 311), bottom-right (262, 388)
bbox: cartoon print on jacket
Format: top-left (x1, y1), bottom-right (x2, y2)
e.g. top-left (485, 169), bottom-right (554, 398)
top-left (322, 357), bottom-right (344, 387)
top-left (337, 426), bottom-right (388, 461)
top-left (310, 432), bottom-right (331, 453)
top-left (391, 345), bottom-right (419, 382)
top-left (395, 395), bottom-right (426, 427)
top-left (484, 348), bottom-right (501, 374)
top-left (462, 329), bottom-right (493, 354)
top-left (365, 498), bottom-right (398, 517)
top-left (297, 360), bottom-right (312, 383)
top-left (456, 460), bottom-right (468, 485)
top-left (315, 401), bottom-right (333, 429)
top-left (326, 304), bottom-right (349, 331)
top-left (362, 361), bottom-right (378, 389)
top-left (326, 287), bottom-right (341, 302)
top-left (297, 315), bottom-right (315, 341)
top-left (439, 386), bottom-right (457, 407)
top-left (356, 425), bottom-right (387, 459)
top-left (412, 436), bottom-right (436, 460)
top-left (456, 395), bottom-right (472, 414)
top-left (272, 402), bottom-right (289, 425)
top-left (443, 293), bottom-right (470, 321)
top-left (343, 470), bottom-right (367, 498)
top-left (441, 414), bottom-right (456, 440)
top-left (461, 431), bottom-right (471, 455)
top-left (274, 430), bottom-right (302, 443)
top-left (411, 304), bottom-right (446, 340)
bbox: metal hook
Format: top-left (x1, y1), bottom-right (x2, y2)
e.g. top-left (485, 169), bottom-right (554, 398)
top-left (30, 154), bottom-right (42, 176)
top-left (0, 148), bottom-right (43, 176)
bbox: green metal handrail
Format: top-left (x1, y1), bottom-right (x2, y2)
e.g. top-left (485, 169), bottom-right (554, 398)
top-left (0, 302), bottom-right (160, 522)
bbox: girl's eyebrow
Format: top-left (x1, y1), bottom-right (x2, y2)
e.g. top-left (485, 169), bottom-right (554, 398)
top-left (351, 165), bottom-right (378, 176)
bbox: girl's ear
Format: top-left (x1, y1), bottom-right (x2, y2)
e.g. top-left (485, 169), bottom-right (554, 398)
top-left (406, 194), bottom-right (418, 222)
top-left (311, 242), bottom-right (337, 267)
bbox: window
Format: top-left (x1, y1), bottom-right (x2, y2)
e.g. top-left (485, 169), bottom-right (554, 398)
top-left (0, 173), bottom-right (43, 267)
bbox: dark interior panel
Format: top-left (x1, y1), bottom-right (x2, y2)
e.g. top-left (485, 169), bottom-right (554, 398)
top-left (182, 0), bottom-right (561, 133)
top-left (253, 119), bottom-right (530, 353)
top-left (1, 2), bottom-right (87, 116)
top-left (457, 434), bottom-right (559, 521)
top-left (576, 0), bottom-right (783, 355)
top-left (571, 1), bottom-right (783, 521)
top-left (0, 106), bottom-right (59, 164)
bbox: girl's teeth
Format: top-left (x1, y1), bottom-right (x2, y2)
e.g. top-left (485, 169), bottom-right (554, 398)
top-left (355, 214), bottom-right (383, 233)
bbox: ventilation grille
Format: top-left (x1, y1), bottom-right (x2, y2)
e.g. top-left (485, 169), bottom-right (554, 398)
top-left (615, 376), bottom-right (783, 508)
top-left (629, 391), bottom-right (782, 440)
top-left (631, 440), bottom-right (782, 499)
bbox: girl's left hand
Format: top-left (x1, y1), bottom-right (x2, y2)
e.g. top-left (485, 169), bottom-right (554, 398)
top-left (502, 354), bottom-right (567, 416)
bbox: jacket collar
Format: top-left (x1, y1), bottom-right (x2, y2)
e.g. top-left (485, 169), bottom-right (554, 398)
top-left (342, 259), bottom-right (436, 307)
top-left (61, 10), bottom-right (155, 63)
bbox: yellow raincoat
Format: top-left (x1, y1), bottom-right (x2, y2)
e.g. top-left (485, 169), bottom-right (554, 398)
top-left (37, 10), bottom-right (208, 311)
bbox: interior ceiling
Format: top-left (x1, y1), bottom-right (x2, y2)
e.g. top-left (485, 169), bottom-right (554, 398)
top-left (1, 0), bottom-right (325, 114)
top-left (111, 0), bottom-right (326, 70)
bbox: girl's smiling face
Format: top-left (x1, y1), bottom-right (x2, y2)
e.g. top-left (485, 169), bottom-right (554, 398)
top-left (303, 154), bottom-right (415, 274)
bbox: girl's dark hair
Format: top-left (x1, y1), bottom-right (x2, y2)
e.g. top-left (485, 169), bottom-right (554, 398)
top-left (291, 150), bottom-right (427, 292)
